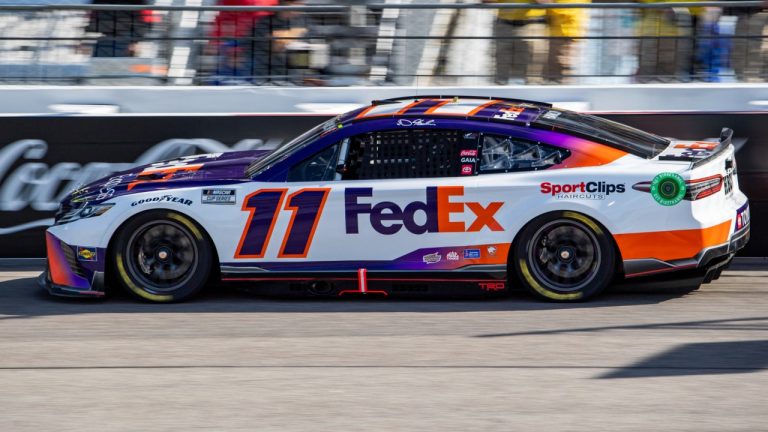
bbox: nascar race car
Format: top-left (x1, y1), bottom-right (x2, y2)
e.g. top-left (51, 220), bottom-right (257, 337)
top-left (41, 95), bottom-right (750, 302)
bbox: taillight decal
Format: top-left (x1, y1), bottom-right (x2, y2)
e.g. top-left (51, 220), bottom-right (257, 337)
top-left (633, 174), bottom-right (724, 203)
top-left (686, 175), bottom-right (723, 200)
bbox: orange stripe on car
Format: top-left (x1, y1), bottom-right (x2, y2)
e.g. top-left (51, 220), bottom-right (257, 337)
top-left (614, 220), bottom-right (732, 262)
top-left (355, 105), bottom-right (379, 119)
top-left (396, 99), bottom-right (429, 115)
top-left (467, 100), bottom-right (500, 116)
top-left (424, 100), bottom-right (451, 114)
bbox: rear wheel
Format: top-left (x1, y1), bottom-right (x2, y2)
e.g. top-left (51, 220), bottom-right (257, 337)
top-left (513, 211), bottom-right (615, 302)
top-left (113, 211), bottom-right (212, 302)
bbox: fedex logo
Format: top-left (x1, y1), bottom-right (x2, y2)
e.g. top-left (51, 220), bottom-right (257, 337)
top-left (345, 187), bottom-right (504, 235)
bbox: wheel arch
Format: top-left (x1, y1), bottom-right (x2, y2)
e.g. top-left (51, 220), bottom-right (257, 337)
top-left (507, 209), bottom-right (624, 281)
top-left (104, 208), bottom-right (221, 290)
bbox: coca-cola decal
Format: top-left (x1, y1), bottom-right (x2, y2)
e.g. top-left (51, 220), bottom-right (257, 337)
top-left (0, 138), bottom-right (278, 235)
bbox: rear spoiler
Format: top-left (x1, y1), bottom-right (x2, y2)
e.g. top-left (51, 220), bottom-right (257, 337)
top-left (658, 127), bottom-right (733, 168)
top-left (691, 127), bottom-right (733, 168)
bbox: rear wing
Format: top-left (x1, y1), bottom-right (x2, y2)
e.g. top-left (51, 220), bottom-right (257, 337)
top-left (658, 127), bottom-right (733, 167)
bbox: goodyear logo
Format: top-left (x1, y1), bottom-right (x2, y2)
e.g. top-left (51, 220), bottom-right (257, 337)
top-left (77, 247), bottom-right (97, 262)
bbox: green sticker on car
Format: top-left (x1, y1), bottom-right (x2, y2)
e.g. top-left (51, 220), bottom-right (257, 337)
top-left (650, 172), bottom-right (686, 206)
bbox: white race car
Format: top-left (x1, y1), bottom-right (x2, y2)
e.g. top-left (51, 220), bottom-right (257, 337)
top-left (42, 96), bottom-right (750, 302)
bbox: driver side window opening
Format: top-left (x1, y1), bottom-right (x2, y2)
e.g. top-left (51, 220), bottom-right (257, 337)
top-left (341, 129), bottom-right (479, 180)
top-left (286, 142), bottom-right (342, 182)
top-left (479, 134), bottom-right (571, 173)
top-left (285, 130), bottom-right (571, 182)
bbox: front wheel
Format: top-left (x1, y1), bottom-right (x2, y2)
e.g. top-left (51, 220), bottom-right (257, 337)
top-left (113, 211), bottom-right (213, 302)
top-left (513, 211), bottom-right (615, 302)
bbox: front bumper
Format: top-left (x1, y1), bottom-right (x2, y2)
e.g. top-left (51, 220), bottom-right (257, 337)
top-left (43, 232), bottom-right (107, 298)
top-left (38, 267), bottom-right (106, 298)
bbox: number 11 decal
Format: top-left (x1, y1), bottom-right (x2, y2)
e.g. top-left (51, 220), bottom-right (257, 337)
top-left (235, 188), bottom-right (330, 259)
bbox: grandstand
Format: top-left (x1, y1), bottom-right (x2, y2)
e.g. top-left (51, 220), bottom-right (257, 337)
top-left (0, 1), bottom-right (765, 85)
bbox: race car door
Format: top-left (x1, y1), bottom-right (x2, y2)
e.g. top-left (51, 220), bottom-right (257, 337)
top-left (275, 127), bottom-right (508, 271)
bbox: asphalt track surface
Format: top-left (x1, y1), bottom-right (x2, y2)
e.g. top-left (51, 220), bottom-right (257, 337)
top-left (1, 262), bottom-right (767, 431)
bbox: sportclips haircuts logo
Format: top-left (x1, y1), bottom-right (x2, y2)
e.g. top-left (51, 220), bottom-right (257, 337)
top-left (345, 187), bottom-right (504, 235)
top-left (541, 181), bottom-right (625, 200)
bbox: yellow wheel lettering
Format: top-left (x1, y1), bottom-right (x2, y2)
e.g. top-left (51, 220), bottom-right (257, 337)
top-left (167, 212), bottom-right (203, 240)
top-left (519, 258), bottom-right (582, 301)
top-left (562, 211), bottom-right (603, 235)
top-left (116, 251), bottom-right (173, 302)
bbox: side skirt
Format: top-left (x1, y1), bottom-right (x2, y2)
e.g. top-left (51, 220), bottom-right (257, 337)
top-left (220, 269), bottom-right (509, 298)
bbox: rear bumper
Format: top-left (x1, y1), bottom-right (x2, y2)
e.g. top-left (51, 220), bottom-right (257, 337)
top-left (623, 221), bottom-right (750, 279)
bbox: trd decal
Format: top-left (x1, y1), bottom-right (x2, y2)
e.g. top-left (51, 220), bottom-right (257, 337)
top-left (479, 282), bottom-right (505, 292)
top-left (235, 188), bottom-right (330, 259)
top-left (345, 186), bottom-right (503, 235)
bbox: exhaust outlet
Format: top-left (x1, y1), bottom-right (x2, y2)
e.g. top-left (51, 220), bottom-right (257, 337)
top-left (307, 280), bottom-right (334, 296)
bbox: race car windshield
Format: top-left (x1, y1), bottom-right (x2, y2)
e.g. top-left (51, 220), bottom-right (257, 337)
top-left (536, 111), bottom-right (669, 158)
top-left (246, 118), bottom-right (338, 177)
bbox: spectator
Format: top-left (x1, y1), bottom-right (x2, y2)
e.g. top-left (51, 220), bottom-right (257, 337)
top-left (545, 0), bottom-right (589, 83)
top-left (210, 0), bottom-right (278, 82)
top-left (485, 0), bottom-right (548, 85)
top-left (87, 0), bottom-right (151, 57)
top-left (725, 0), bottom-right (768, 81)
top-left (635, 0), bottom-right (700, 83)
top-left (252, 0), bottom-right (308, 83)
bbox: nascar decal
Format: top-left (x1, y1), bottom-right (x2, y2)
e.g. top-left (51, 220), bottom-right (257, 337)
top-left (235, 188), bottom-right (330, 259)
top-left (346, 186), bottom-right (504, 235)
top-left (202, 189), bottom-right (236, 204)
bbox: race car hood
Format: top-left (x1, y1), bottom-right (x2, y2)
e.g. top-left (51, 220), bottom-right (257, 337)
top-left (66, 150), bottom-right (272, 205)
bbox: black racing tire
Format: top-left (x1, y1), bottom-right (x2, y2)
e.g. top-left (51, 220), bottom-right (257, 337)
top-left (512, 211), bottom-right (615, 302)
top-left (113, 210), bottom-right (212, 303)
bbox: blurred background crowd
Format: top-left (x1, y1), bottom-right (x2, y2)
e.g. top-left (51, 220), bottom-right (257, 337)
top-left (0, 0), bottom-right (766, 85)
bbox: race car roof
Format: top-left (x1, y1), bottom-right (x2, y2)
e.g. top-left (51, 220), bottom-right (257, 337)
top-left (336, 96), bottom-right (668, 158)
top-left (338, 96), bottom-right (549, 125)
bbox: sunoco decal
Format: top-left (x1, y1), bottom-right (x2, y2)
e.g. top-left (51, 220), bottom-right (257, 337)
top-left (77, 247), bottom-right (97, 262)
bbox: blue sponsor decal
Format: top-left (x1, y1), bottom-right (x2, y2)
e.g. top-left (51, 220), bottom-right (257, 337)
top-left (464, 249), bottom-right (480, 259)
